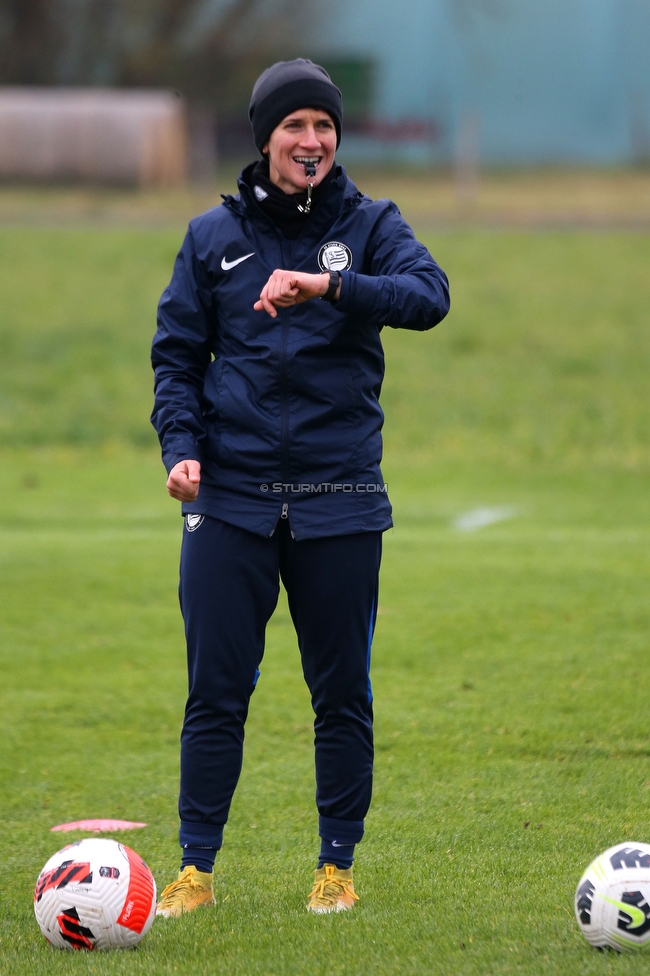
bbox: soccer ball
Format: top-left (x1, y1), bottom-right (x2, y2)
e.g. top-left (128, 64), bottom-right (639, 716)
top-left (34, 838), bottom-right (156, 950)
top-left (575, 842), bottom-right (650, 952)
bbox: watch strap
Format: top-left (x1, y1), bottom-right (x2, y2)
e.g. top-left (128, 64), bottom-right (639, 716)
top-left (321, 270), bottom-right (341, 303)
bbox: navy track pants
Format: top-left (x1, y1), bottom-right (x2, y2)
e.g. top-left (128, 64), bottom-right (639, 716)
top-left (177, 515), bottom-right (381, 850)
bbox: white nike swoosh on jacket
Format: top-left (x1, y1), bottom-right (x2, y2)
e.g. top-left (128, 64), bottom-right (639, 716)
top-left (221, 252), bottom-right (255, 271)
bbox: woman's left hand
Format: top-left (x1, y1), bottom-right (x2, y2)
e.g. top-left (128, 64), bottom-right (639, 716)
top-left (254, 270), bottom-right (335, 317)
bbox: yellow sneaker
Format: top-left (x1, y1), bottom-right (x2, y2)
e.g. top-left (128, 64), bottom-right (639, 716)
top-left (307, 863), bottom-right (359, 914)
top-left (155, 866), bottom-right (216, 918)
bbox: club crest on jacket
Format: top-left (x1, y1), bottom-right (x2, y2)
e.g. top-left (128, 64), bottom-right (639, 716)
top-left (318, 242), bottom-right (353, 272)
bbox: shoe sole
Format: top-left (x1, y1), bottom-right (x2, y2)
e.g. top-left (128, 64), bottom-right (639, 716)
top-left (307, 901), bottom-right (356, 914)
top-left (156, 895), bottom-right (216, 918)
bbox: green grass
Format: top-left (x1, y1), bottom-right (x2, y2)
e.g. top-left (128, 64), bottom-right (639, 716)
top-left (1, 228), bottom-right (649, 466)
top-left (0, 224), bottom-right (649, 974)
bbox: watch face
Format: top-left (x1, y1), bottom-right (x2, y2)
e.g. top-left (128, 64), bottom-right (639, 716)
top-left (318, 241), bottom-right (353, 272)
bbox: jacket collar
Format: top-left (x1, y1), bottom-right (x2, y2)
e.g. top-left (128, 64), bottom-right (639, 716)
top-left (222, 162), bottom-right (362, 242)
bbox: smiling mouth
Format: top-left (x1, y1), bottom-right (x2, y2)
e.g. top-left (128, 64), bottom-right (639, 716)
top-left (293, 156), bottom-right (322, 169)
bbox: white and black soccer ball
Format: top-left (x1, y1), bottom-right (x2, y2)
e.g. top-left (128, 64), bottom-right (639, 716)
top-left (575, 842), bottom-right (650, 952)
top-left (34, 838), bottom-right (156, 950)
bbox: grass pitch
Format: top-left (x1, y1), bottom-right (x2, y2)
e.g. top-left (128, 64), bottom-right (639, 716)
top-left (0, 223), bottom-right (649, 975)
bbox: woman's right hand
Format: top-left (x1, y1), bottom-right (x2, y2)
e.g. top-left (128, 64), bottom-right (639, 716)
top-left (167, 459), bottom-right (201, 501)
top-left (254, 270), bottom-right (337, 317)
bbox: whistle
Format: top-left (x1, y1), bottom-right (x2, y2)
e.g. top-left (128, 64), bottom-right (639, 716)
top-left (298, 162), bottom-right (317, 215)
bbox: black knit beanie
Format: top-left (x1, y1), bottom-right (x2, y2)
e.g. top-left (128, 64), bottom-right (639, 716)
top-left (249, 59), bottom-right (342, 155)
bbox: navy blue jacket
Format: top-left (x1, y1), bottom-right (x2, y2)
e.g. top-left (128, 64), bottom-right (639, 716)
top-left (151, 165), bottom-right (450, 540)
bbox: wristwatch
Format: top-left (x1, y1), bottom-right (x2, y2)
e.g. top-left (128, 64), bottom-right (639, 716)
top-left (320, 270), bottom-right (341, 303)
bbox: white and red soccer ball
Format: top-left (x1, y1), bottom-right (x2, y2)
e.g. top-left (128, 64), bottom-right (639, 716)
top-left (34, 838), bottom-right (156, 950)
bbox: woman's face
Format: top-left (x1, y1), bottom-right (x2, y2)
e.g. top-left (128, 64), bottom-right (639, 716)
top-left (263, 109), bottom-right (337, 194)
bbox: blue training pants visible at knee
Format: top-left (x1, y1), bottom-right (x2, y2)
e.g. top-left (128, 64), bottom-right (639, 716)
top-left (177, 516), bottom-right (381, 849)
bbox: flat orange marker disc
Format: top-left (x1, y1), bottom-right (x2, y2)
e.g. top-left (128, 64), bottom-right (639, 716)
top-left (51, 819), bottom-right (147, 833)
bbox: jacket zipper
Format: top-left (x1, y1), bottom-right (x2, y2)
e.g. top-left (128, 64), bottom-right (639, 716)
top-left (277, 231), bottom-right (292, 529)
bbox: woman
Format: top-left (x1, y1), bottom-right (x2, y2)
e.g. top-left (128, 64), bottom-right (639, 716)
top-left (152, 59), bottom-right (450, 916)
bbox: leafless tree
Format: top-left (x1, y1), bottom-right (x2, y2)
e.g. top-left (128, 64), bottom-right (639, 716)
top-left (0, 0), bottom-right (306, 112)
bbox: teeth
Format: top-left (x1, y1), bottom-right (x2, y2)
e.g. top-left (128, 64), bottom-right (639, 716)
top-left (294, 157), bottom-right (320, 163)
